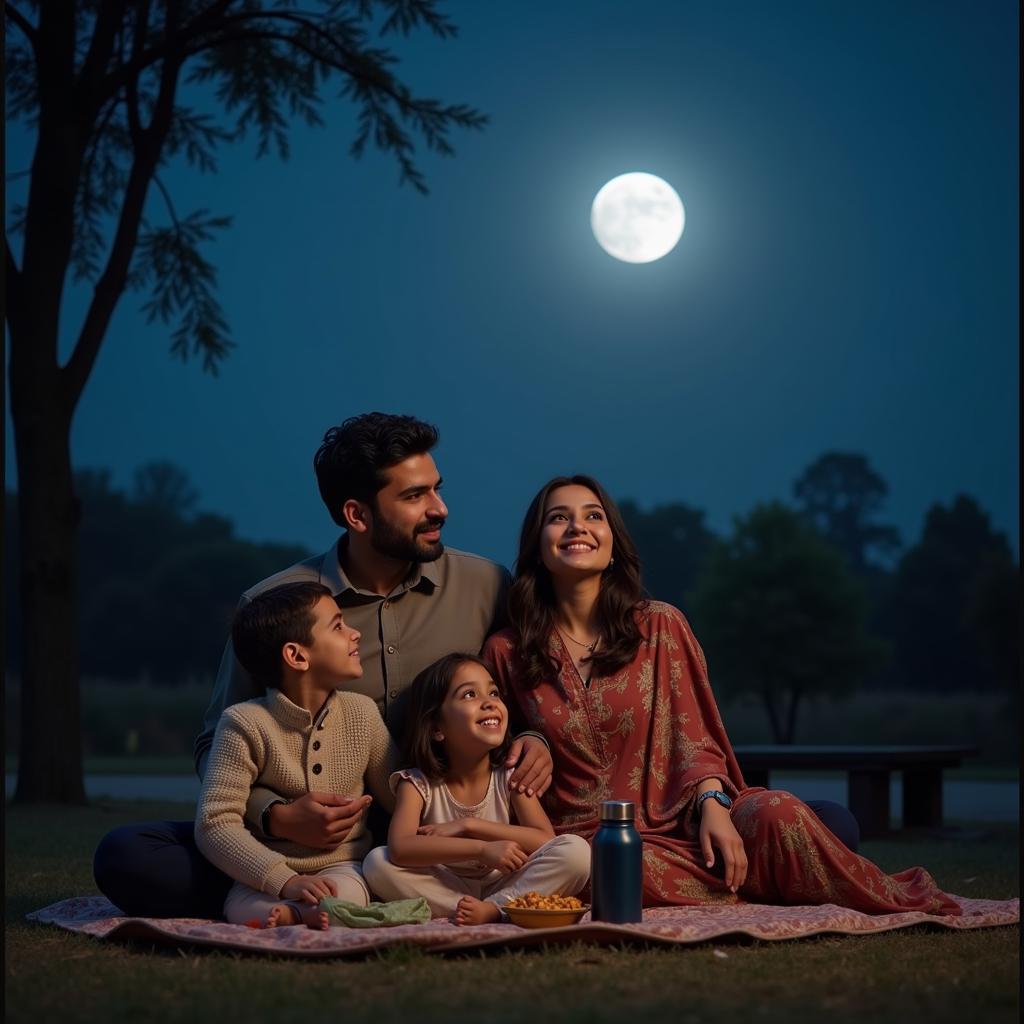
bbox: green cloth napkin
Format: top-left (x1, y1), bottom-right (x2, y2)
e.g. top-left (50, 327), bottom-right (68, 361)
top-left (317, 897), bottom-right (431, 928)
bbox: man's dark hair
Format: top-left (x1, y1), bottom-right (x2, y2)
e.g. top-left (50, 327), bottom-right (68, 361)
top-left (314, 413), bottom-right (440, 527)
top-left (232, 582), bottom-right (334, 690)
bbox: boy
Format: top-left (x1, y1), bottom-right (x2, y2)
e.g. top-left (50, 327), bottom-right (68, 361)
top-left (196, 581), bottom-right (397, 928)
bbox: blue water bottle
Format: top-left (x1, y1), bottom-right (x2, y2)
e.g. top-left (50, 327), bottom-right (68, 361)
top-left (591, 799), bottom-right (643, 923)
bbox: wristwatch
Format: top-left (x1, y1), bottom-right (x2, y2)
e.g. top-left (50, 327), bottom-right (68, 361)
top-left (697, 790), bottom-right (733, 811)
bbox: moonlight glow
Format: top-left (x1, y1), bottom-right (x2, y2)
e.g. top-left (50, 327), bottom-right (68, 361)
top-left (591, 172), bottom-right (685, 263)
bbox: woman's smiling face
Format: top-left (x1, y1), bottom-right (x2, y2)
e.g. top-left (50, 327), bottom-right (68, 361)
top-left (539, 484), bottom-right (614, 580)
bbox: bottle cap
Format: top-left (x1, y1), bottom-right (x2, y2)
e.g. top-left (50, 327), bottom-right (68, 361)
top-left (599, 800), bottom-right (635, 821)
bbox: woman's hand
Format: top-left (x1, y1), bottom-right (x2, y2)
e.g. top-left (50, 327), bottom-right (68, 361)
top-left (279, 873), bottom-right (339, 904)
top-left (699, 802), bottom-right (748, 892)
top-left (478, 840), bottom-right (529, 874)
top-left (417, 820), bottom-right (464, 838)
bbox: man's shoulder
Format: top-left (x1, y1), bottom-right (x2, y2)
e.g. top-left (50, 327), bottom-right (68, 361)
top-left (239, 544), bottom-right (336, 603)
top-left (441, 547), bottom-right (510, 583)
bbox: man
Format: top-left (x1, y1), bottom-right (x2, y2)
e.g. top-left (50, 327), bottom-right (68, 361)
top-left (93, 413), bottom-right (553, 918)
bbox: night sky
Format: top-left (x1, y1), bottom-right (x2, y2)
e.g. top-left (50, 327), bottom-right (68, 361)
top-left (5, 0), bottom-right (1019, 569)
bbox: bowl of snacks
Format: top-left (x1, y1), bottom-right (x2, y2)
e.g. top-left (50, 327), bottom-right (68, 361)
top-left (503, 892), bottom-right (589, 929)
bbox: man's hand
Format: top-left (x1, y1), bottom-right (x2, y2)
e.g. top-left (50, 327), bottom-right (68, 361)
top-left (268, 793), bottom-right (372, 849)
top-left (506, 736), bottom-right (554, 797)
top-left (279, 872), bottom-right (339, 904)
top-left (416, 820), bottom-right (464, 838)
top-left (478, 840), bottom-right (529, 874)
top-left (699, 802), bottom-right (748, 893)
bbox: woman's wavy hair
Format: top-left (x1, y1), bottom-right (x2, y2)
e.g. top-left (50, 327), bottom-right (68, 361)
top-left (508, 475), bottom-right (646, 688)
top-left (401, 652), bottom-right (512, 781)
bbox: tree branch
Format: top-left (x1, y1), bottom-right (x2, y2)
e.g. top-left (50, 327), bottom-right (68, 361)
top-left (5, 232), bottom-right (22, 287)
top-left (4, 2), bottom-right (38, 49)
top-left (76, 0), bottom-right (129, 100)
top-left (123, 0), bottom-right (150, 145)
top-left (99, 7), bottom-right (466, 127)
top-left (64, 10), bottom-right (183, 409)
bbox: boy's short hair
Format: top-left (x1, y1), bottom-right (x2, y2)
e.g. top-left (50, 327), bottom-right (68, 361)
top-left (313, 412), bottom-right (439, 527)
top-left (232, 581), bottom-right (334, 690)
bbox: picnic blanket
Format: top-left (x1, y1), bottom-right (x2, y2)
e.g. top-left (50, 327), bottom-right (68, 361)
top-left (27, 895), bottom-right (1018, 958)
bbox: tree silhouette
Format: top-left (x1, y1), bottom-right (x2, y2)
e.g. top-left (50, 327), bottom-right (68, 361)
top-left (5, 464), bottom-right (310, 682)
top-left (618, 499), bottom-right (715, 614)
top-left (884, 495), bottom-right (1017, 693)
top-left (4, 1), bottom-right (486, 802)
top-left (793, 452), bottom-right (901, 574)
top-left (690, 503), bottom-right (885, 744)
top-left (132, 460), bottom-right (198, 515)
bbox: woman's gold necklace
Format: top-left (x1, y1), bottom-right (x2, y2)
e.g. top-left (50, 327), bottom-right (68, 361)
top-left (562, 630), bottom-right (600, 654)
top-left (560, 630), bottom-right (600, 689)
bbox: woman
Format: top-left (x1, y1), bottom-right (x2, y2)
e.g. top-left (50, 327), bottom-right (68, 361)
top-left (483, 475), bottom-right (959, 914)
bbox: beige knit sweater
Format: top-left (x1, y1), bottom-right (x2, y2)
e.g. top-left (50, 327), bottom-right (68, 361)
top-left (196, 688), bottom-right (397, 897)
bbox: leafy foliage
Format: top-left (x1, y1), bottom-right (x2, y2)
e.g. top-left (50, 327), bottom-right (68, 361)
top-left (618, 499), bottom-right (716, 615)
top-left (690, 503), bottom-right (886, 743)
top-left (793, 452), bottom-right (901, 573)
top-left (133, 206), bottom-right (235, 371)
top-left (882, 495), bottom-right (1019, 694)
top-left (5, 0), bottom-right (487, 371)
top-left (5, 465), bottom-right (310, 683)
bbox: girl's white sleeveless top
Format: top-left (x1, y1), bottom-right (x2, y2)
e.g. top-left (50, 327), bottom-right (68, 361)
top-left (389, 766), bottom-right (513, 879)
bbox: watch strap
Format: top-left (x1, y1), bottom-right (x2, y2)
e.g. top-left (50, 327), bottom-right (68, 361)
top-left (697, 789), bottom-right (732, 810)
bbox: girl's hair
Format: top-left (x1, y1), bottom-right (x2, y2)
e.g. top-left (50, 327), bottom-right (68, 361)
top-left (508, 474), bottom-right (646, 689)
top-left (401, 653), bottom-right (512, 781)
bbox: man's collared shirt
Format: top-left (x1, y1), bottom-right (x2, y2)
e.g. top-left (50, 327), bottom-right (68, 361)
top-left (195, 540), bottom-right (510, 780)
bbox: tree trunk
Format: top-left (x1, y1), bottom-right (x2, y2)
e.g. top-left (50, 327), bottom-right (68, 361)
top-left (10, 332), bottom-right (86, 804)
top-left (7, 4), bottom-right (98, 803)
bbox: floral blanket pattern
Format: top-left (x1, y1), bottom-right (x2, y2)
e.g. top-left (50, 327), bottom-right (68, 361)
top-left (27, 895), bottom-right (1018, 958)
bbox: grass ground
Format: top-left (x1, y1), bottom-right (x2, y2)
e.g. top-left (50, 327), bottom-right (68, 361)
top-left (4, 800), bottom-right (1019, 1024)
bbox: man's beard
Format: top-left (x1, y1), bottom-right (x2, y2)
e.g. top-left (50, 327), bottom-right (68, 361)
top-left (370, 511), bottom-right (446, 563)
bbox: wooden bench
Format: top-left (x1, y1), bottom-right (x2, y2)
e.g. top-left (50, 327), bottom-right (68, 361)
top-left (733, 744), bottom-right (979, 839)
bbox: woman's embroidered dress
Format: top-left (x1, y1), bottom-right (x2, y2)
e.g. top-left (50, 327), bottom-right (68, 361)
top-left (484, 602), bottom-right (959, 914)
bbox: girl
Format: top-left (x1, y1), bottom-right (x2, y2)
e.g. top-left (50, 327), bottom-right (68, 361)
top-left (362, 653), bottom-right (590, 924)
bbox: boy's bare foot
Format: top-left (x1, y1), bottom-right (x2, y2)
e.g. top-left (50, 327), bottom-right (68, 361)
top-left (454, 896), bottom-right (501, 926)
top-left (266, 904), bottom-right (300, 928)
top-left (298, 903), bottom-right (330, 930)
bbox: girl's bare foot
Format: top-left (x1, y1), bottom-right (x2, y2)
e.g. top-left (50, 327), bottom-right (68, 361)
top-left (266, 904), bottom-right (300, 928)
top-left (454, 896), bottom-right (500, 926)
top-left (298, 903), bottom-right (330, 930)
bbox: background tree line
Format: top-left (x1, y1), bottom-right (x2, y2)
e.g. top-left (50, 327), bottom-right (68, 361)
top-left (621, 452), bottom-right (1019, 743)
top-left (5, 450), bottom-right (1018, 746)
top-left (4, 461), bottom-right (309, 684)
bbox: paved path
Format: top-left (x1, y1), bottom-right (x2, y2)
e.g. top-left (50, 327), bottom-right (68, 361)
top-left (5, 773), bottom-right (1019, 822)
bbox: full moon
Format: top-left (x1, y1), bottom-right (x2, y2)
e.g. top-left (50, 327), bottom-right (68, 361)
top-left (590, 172), bottom-right (685, 263)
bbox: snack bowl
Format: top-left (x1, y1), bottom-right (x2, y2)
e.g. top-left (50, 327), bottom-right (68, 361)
top-left (502, 905), bottom-right (589, 929)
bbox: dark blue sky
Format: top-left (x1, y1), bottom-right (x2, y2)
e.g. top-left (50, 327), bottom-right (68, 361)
top-left (6, 0), bottom-right (1019, 567)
